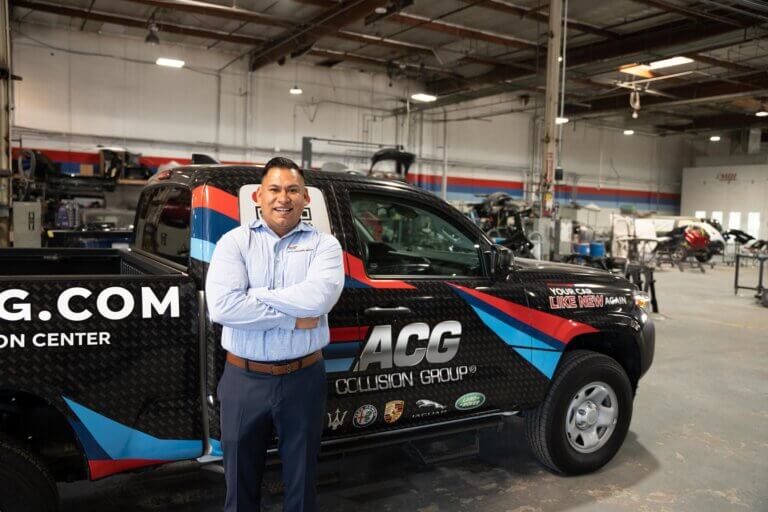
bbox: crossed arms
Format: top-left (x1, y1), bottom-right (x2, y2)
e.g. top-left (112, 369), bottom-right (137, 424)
top-left (206, 230), bottom-right (344, 331)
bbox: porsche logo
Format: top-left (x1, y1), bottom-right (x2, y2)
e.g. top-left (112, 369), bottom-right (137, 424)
top-left (384, 400), bottom-right (405, 424)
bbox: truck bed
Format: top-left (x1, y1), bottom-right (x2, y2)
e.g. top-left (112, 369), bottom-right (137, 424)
top-left (0, 248), bottom-right (184, 277)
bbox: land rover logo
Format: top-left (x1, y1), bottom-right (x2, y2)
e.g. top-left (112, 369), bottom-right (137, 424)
top-left (455, 392), bottom-right (485, 411)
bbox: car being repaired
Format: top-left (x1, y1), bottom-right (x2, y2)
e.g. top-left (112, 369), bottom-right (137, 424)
top-left (0, 165), bottom-right (654, 511)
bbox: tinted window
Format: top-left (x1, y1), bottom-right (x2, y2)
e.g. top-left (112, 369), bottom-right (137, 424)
top-left (134, 186), bottom-right (191, 266)
top-left (350, 193), bottom-right (481, 277)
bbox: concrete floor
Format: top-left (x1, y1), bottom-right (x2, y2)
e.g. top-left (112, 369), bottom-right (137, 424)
top-left (59, 264), bottom-right (768, 511)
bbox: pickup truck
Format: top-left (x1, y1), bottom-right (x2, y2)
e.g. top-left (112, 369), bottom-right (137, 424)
top-left (0, 166), bottom-right (655, 511)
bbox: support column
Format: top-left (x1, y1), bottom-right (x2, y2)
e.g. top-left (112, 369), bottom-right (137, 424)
top-left (539, 0), bottom-right (563, 218)
top-left (0, 0), bottom-right (12, 246)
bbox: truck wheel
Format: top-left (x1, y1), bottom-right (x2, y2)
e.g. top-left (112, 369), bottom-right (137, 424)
top-left (525, 350), bottom-right (633, 475)
top-left (0, 436), bottom-right (59, 512)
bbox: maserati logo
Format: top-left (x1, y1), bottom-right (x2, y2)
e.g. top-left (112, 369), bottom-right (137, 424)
top-left (384, 400), bottom-right (405, 424)
top-left (416, 399), bottom-right (446, 410)
top-left (327, 408), bottom-right (347, 431)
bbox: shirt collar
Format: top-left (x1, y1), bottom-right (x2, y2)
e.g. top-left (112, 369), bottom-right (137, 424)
top-left (249, 219), bottom-right (314, 238)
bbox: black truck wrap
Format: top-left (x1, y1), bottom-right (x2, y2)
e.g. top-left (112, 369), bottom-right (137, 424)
top-left (0, 166), bottom-right (655, 511)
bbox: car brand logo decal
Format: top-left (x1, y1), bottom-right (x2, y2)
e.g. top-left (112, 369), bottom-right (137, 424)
top-left (455, 392), bottom-right (486, 411)
top-left (352, 404), bottom-right (377, 428)
top-left (327, 408), bottom-right (347, 431)
top-left (384, 400), bottom-right (405, 424)
top-left (416, 399), bottom-right (446, 410)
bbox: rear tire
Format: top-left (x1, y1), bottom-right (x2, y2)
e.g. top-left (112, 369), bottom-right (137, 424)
top-left (0, 435), bottom-right (59, 512)
top-left (525, 350), bottom-right (633, 475)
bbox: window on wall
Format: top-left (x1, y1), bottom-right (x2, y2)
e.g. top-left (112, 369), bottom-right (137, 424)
top-left (349, 193), bottom-right (482, 277)
top-left (728, 211), bottom-right (742, 231)
top-left (694, 210), bottom-right (706, 219)
top-left (711, 211), bottom-right (723, 226)
top-left (747, 212), bottom-right (761, 238)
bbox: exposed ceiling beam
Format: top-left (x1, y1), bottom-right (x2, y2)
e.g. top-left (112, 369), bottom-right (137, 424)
top-left (629, 0), bottom-right (751, 28)
top-left (308, 48), bottom-right (458, 77)
top-left (386, 12), bottom-right (538, 50)
top-left (12, 0), bottom-right (268, 45)
top-left (688, 52), bottom-right (756, 72)
top-left (565, 71), bottom-right (768, 117)
top-left (657, 112), bottom-right (768, 132)
top-left (433, 17), bottom-right (752, 96)
top-left (121, 0), bottom-right (295, 28)
top-left (248, 0), bottom-right (387, 71)
top-left (462, 0), bottom-right (620, 39)
top-left (334, 30), bottom-right (433, 55)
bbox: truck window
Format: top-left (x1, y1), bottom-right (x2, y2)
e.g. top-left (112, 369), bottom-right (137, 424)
top-left (135, 186), bottom-right (191, 266)
top-left (350, 193), bottom-right (482, 277)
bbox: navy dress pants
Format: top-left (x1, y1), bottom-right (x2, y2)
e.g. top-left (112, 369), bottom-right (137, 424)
top-left (217, 359), bottom-right (326, 512)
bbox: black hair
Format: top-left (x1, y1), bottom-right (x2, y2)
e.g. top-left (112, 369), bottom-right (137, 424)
top-left (263, 157), bottom-right (304, 179)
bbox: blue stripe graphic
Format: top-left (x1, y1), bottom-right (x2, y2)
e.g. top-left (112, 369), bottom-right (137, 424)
top-left (323, 342), bottom-right (361, 359)
top-left (190, 237), bottom-right (217, 263)
top-left (191, 207), bottom-right (239, 244)
top-left (324, 358), bottom-right (354, 373)
top-left (532, 349), bottom-right (562, 379)
top-left (63, 397), bottom-right (202, 461)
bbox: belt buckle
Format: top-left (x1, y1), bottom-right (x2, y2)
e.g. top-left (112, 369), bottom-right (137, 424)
top-left (285, 361), bottom-right (300, 374)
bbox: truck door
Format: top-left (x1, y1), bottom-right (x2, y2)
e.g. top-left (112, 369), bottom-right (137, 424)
top-left (326, 182), bottom-right (543, 434)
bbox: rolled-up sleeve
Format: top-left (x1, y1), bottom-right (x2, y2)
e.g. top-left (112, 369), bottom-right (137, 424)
top-left (205, 230), bottom-right (295, 331)
top-left (250, 235), bottom-right (344, 318)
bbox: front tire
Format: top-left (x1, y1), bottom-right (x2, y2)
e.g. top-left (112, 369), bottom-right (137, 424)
top-left (525, 350), bottom-right (633, 475)
top-left (0, 435), bottom-right (59, 512)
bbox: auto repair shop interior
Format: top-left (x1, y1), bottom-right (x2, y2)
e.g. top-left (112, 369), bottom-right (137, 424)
top-left (0, 0), bottom-right (766, 511)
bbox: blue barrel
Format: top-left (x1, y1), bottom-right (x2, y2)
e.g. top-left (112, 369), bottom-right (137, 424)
top-left (590, 241), bottom-right (606, 258)
top-left (575, 243), bottom-right (590, 256)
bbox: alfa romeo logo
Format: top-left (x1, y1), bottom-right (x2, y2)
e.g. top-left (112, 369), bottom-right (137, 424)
top-left (353, 404), bottom-right (377, 428)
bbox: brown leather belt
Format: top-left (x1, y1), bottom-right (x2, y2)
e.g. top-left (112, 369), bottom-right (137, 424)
top-left (226, 351), bottom-right (322, 376)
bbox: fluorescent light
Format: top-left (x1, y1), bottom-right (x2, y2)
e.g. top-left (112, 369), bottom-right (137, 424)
top-left (289, 85), bottom-right (303, 95)
top-left (156, 58), bottom-right (185, 68)
top-left (555, 117), bottom-right (569, 125)
top-left (623, 129), bottom-right (634, 135)
top-left (649, 56), bottom-right (693, 70)
top-left (411, 93), bottom-right (437, 102)
top-left (756, 111), bottom-right (768, 117)
top-left (709, 135), bottom-right (721, 142)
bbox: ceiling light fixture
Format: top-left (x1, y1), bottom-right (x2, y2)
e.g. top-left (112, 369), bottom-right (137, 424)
top-left (756, 111), bottom-right (768, 117)
top-left (555, 117), bottom-right (569, 125)
top-left (145, 22), bottom-right (160, 45)
top-left (156, 57), bottom-right (184, 68)
top-left (710, 135), bottom-right (721, 142)
top-left (289, 85), bottom-right (303, 95)
top-left (411, 93), bottom-right (437, 102)
top-left (374, 6), bottom-right (387, 14)
top-left (649, 56), bottom-right (693, 69)
top-left (624, 129), bottom-right (634, 135)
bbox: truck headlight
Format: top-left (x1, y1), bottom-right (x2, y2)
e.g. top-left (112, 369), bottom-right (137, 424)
top-left (633, 290), bottom-right (651, 310)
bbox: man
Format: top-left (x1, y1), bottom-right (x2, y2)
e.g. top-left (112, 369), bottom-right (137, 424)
top-left (206, 157), bottom-right (344, 512)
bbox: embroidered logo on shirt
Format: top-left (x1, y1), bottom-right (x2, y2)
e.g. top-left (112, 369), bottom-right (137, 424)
top-left (287, 244), bottom-right (313, 253)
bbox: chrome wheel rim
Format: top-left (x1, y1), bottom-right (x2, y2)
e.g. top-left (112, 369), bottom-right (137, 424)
top-left (565, 381), bottom-right (618, 454)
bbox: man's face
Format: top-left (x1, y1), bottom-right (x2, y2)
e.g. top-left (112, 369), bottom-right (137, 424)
top-left (256, 167), bottom-right (309, 237)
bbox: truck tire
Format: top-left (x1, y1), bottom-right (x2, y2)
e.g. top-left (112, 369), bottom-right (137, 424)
top-left (0, 436), bottom-right (59, 512)
top-left (525, 350), bottom-right (633, 475)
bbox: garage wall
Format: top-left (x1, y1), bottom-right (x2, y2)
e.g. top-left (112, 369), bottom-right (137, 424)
top-left (681, 164), bottom-right (768, 239)
top-left (12, 22), bottom-right (690, 224)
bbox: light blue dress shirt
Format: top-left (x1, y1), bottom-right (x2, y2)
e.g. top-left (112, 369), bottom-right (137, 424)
top-left (205, 219), bottom-right (344, 362)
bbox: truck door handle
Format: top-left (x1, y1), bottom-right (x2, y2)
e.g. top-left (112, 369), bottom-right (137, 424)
top-left (364, 306), bottom-right (412, 317)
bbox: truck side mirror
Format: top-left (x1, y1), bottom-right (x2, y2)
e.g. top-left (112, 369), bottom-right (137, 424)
top-left (489, 244), bottom-right (513, 278)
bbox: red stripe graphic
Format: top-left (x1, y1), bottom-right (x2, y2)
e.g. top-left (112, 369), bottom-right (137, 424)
top-left (89, 459), bottom-right (167, 480)
top-left (330, 326), bottom-right (370, 342)
top-left (447, 283), bottom-right (597, 344)
top-left (344, 252), bottom-right (416, 289)
top-left (192, 185), bottom-right (240, 221)
top-left (407, 173), bottom-right (524, 190)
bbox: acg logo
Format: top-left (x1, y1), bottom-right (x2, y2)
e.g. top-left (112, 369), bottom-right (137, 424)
top-left (353, 320), bottom-right (461, 371)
